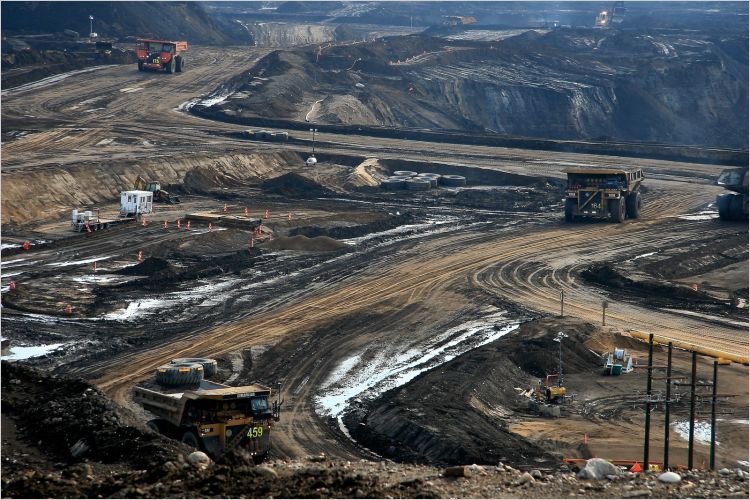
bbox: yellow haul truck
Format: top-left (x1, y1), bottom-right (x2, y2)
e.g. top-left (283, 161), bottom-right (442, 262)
top-left (564, 167), bottom-right (644, 223)
top-left (134, 359), bottom-right (281, 463)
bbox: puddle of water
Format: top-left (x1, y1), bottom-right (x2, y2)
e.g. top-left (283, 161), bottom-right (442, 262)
top-left (1, 342), bottom-right (66, 361)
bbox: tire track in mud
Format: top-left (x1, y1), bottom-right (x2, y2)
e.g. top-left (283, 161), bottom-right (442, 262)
top-left (93, 187), bottom-right (746, 410)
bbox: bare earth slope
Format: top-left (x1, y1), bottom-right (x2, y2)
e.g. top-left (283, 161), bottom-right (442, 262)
top-left (207, 30), bottom-right (748, 148)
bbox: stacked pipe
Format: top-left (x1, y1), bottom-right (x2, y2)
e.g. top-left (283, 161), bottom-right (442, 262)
top-left (380, 171), bottom-right (467, 190)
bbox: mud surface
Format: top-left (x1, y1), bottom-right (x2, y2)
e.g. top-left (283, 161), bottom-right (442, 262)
top-left (1, 40), bottom-right (747, 499)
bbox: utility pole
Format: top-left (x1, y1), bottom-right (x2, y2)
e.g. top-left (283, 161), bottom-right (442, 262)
top-left (554, 332), bottom-right (567, 386)
top-left (89, 14), bottom-right (94, 37)
top-left (664, 342), bottom-right (673, 470)
top-left (643, 333), bottom-right (654, 471)
top-left (309, 128), bottom-right (318, 155)
top-left (560, 289), bottom-right (564, 318)
top-left (601, 300), bottom-right (608, 326)
top-left (688, 350), bottom-right (697, 470)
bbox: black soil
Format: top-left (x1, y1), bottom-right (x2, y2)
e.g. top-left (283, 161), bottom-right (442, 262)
top-left (343, 318), bottom-right (599, 469)
top-left (581, 264), bottom-right (732, 311)
top-left (0, 363), bottom-right (434, 498)
top-left (261, 173), bottom-right (334, 198)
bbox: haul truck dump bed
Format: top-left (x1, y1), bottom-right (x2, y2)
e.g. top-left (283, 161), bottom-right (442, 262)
top-left (134, 378), bottom-right (279, 462)
top-left (564, 167), bottom-right (644, 223)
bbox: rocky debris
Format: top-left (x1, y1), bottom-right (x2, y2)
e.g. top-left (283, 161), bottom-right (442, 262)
top-left (261, 172), bottom-right (334, 198)
top-left (188, 451), bottom-right (211, 470)
top-left (1, 361), bottom-right (190, 469)
top-left (658, 471), bottom-right (682, 483)
top-left (577, 458), bottom-right (624, 480)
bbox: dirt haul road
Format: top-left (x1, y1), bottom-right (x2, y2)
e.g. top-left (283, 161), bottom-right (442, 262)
top-left (2, 46), bottom-right (747, 461)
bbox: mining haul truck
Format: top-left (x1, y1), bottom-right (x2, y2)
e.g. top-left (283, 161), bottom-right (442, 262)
top-left (136, 39), bottom-right (187, 73)
top-left (716, 167), bottom-right (748, 221)
top-left (134, 358), bottom-right (281, 462)
top-left (564, 167), bottom-right (644, 223)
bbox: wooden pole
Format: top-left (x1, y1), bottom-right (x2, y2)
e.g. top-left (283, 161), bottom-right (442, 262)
top-left (664, 342), bottom-right (672, 470)
top-left (643, 333), bottom-right (654, 471)
top-left (710, 360), bottom-right (718, 470)
top-left (688, 350), bottom-right (697, 470)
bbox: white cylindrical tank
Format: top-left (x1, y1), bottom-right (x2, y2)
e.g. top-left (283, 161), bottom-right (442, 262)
top-left (72, 209), bottom-right (78, 222)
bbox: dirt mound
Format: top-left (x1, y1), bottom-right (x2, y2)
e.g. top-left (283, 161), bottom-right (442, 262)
top-left (344, 317), bottom-right (601, 468)
top-left (1, 362), bottom-right (188, 470)
top-left (291, 213), bottom-right (416, 240)
top-left (582, 264), bottom-right (718, 305)
top-left (260, 172), bottom-right (334, 198)
top-left (344, 158), bottom-right (388, 189)
top-left (115, 257), bottom-right (171, 276)
top-left (263, 235), bottom-right (348, 252)
top-left (105, 249), bottom-right (263, 293)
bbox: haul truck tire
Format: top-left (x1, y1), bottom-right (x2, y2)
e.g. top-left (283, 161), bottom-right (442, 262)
top-left (155, 362), bottom-right (204, 386)
top-left (717, 194), bottom-right (732, 220)
top-left (564, 199), bottom-right (575, 223)
top-left (171, 358), bottom-right (217, 378)
top-left (626, 192), bottom-right (642, 219)
top-left (730, 195), bottom-right (746, 220)
top-left (165, 58), bottom-right (174, 74)
top-left (175, 56), bottom-right (183, 72)
top-left (608, 197), bottom-right (625, 223)
top-left (138, 61), bottom-right (144, 72)
top-left (181, 430), bottom-right (201, 450)
top-left (147, 418), bottom-right (178, 438)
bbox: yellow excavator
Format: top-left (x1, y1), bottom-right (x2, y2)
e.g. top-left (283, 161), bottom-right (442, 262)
top-left (135, 175), bottom-right (180, 204)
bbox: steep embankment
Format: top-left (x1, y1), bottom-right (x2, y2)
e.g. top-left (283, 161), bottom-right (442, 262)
top-left (1, 1), bottom-right (236, 45)
top-left (205, 30), bottom-right (748, 149)
top-left (0, 152), bottom-right (301, 226)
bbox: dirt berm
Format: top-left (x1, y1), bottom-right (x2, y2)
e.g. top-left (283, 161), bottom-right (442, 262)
top-left (343, 318), bottom-right (601, 468)
top-left (261, 172), bottom-right (334, 198)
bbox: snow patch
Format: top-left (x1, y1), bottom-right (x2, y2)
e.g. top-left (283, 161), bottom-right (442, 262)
top-left (104, 299), bottom-right (167, 321)
top-left (2, 342), bottom-right (67, 361)
top-left (316, 313), bottom-right (520, 421)
top-left (673, 420), bottom-right (716, 445)
top-left (1, 65), bottom-right (111, 97)
top-left (47, 255), bottom-right (114, 268)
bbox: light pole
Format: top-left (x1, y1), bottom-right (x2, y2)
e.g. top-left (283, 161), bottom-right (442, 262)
top-left (553, 331), bottom-right (567, 386)
top-left (89, 15), bottom-right (94, 37)
top-left (309, 128), bottom-right (317, 155)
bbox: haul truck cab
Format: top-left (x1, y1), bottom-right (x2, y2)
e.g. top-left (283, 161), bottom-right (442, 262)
top-left (134, 379), bottom-right (281, 463)
top-left (563, 167), bottom-right (644, 223)
top-left (136, 39), bottom-right (187, 73)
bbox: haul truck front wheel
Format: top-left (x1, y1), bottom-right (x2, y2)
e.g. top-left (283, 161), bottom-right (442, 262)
top-left (181, 430), bottom-right (201, 450)
top-left (564, 199), bottom-right (575, 223)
